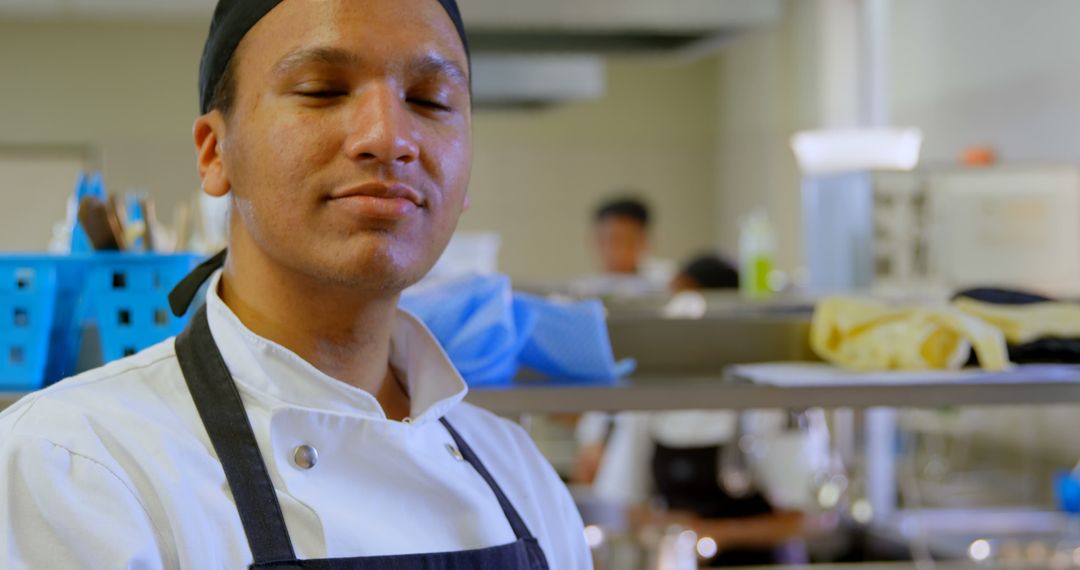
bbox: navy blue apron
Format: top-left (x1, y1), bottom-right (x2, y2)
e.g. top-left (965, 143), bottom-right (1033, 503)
top-left (170, 253), bottom-right (550, 569)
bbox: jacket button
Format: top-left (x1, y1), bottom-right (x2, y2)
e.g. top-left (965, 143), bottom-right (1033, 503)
top-left (292, 445), bottom-right (319, 470)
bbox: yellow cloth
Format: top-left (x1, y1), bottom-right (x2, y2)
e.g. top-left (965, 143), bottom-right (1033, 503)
top-left (953, 297), bottom-right (1080, 344)
top-left (810, 297), bottom-right (1010, 372)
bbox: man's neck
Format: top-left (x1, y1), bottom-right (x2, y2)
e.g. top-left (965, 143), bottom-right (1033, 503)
top-left (217, 248), bottom-right (411, 421)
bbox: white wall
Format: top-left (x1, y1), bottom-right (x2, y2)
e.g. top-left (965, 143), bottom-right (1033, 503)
top-left (0, 19), bottom-right (720, 282)
top-left (891, 0), bottom-right (1080, 163)
top-left (712, 0), bottom-right (821, 274)
top-left (0, 20), bottom-right (206, 238)
top-left (466, 57), bottom-right (720, 281)
top-left (0, 151), bottom-right (86, 251)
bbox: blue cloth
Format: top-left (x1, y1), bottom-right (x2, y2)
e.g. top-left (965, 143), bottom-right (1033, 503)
top-left (515, 292), bottom-right (636, 382)
top-left (400, 275), bottom-right (634, 386)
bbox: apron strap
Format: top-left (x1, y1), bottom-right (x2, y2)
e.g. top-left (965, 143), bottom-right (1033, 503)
top-left (176, 305), bottom-right (298, 564)
top-left (439, 418), bottom-right (537, 542)
top-left (169, 248), bottom-right (228, 317)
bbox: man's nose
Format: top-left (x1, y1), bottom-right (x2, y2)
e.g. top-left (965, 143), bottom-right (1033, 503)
top-left (343, 85), bottom-right (420, 166)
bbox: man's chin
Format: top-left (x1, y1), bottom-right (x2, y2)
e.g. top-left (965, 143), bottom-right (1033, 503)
top-left (304, 251), bottom-right (433, 293)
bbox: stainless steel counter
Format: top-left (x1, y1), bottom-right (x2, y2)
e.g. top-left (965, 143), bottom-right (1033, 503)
top-left (464, 365), bottom-right (1080, 414)
top-left (459, 303), bottom-right (1080, 414)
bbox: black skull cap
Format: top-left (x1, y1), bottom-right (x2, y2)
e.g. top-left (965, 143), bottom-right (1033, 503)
top-left (198, 0), bottom-right (470, 114)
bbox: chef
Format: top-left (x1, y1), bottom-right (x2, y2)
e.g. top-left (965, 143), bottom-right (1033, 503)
top-left (0, 0), bottom-right (590, 568)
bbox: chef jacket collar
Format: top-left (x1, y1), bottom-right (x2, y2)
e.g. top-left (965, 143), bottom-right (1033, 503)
top-left (202, 269), bottom-right (468, 424)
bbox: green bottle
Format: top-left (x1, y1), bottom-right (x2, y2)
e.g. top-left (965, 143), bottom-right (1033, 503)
top-left (739, 210), bottom-right (776, 299)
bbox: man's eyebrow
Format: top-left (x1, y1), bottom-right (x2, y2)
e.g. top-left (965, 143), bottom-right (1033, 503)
top-left (272, 47), bottom-right (362, 76)
top-left (408, 54), bottom-right (469, 84)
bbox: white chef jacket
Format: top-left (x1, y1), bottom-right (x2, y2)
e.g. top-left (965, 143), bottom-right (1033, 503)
top-left (0, 271), bottom-right (591, 569)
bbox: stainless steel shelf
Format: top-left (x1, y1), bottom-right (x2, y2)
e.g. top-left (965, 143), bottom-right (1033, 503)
top-left (5, 366), bottom-right (1080, 416)
top-left (464, 366), bottom-right (1080, 414)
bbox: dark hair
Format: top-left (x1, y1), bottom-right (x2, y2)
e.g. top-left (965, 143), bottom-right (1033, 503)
top-left (681, 254), bottom-right (740, 289)
top-left (594, 197), bottom-right (650, 227)
top-left (208, 56), bottom-right (238, 117)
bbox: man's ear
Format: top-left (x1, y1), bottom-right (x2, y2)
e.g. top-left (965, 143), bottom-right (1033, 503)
top-left (194, 111), bottom-right (230, 197)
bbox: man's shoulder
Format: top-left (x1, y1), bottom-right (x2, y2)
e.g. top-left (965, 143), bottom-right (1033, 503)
top-left (0, 338), bottom-right (190, 449)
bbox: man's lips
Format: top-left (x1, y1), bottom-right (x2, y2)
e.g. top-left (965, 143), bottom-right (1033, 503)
top-left (327, 182), bottom-right (423, 220)
top-left (329, 181), bottom-right (423, 205)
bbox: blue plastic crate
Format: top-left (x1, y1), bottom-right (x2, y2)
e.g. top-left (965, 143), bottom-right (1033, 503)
top-left (43, 257), bottom-right (93, 383)
top-left (82, 253), bottom-right (202, 363)
top-left (0, 257), bottom-right (59, 391)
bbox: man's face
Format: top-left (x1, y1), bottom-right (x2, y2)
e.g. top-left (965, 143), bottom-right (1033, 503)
top-left (593, 216), bottom-right (648, 274)
top-left (208, 0), bottom-right (471, 291)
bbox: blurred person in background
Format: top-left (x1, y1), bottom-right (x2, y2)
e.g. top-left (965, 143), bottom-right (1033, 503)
top-left (575, 254), bottom-right (815, 566)
top-left (568, 197), bottom-right (678, 490)
top-left (670, 253), bottom-right (740, 292)
top-left (573, 253), bottom-right (742, 484)
top-left (570, 195), bottom-right (675, 298)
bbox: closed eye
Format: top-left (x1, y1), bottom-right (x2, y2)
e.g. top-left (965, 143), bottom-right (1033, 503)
top-left (408, 98), bottom-right (452, 112)
top-left (297, 90), bottom-right (348, 99)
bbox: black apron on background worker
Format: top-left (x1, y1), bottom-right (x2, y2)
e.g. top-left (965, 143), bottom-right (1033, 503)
top-left (651, 442), bottom-right (779, 567)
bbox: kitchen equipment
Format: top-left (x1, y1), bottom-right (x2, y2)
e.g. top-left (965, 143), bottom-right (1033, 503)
top-left (69, 172), bottom-right (106, 254)
top-left (105, 195), bottom-right (128, 251)
top-left (925, 165), bottom-right (1080, 297)
top-left (753, 412), bottom-right (833, 510)
top-left (77, 196), bottom-right (122, 251)
top-left (649, 525), bottom-right (699, 570)
top-left (718, 413), bottom-right (754, 498)
top-left (791, 128), bottom-right (923, 294)
top-left (173, 204), bottom-right (192, 252)
top-left (141, 197), bottom-right (157, 252)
